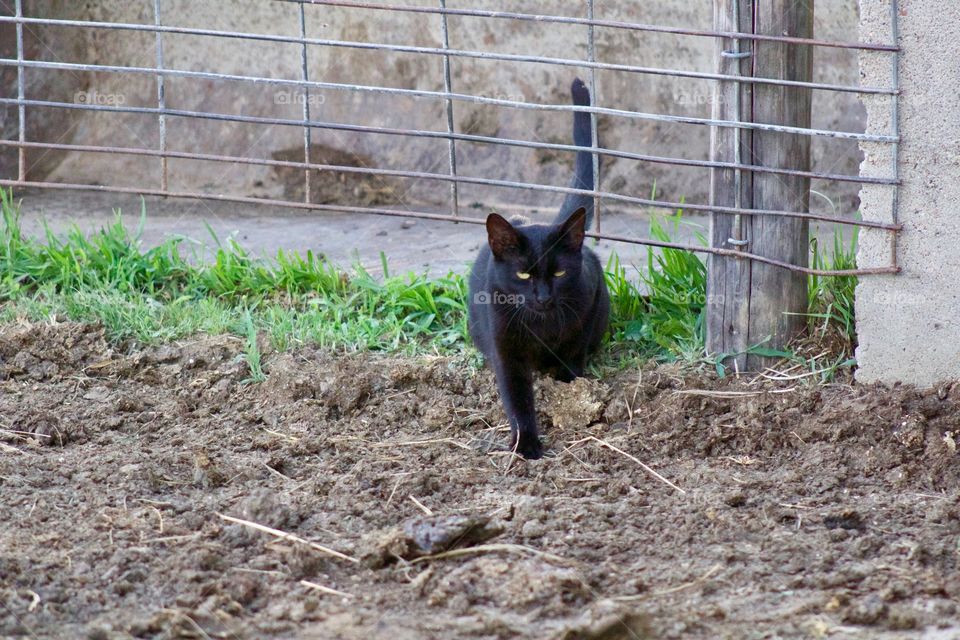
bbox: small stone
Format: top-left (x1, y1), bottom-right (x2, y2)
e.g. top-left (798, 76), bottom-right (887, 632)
top-left (887, 606), bottom-right (918, 630)
top-left (724, 493), bottom-right (747, 508)
top-left (844, 595), bottom-right (888, 625)
top-left (521, 519), bottom-right (546, 539)
top-left (86, 628), bottom-right (110, 640)
top-left (828, 529), bottom-right (851, 542)
top-left (824, 509), bottom-right (864, 531)
top-left (360, 515), bottom-right (503, 567)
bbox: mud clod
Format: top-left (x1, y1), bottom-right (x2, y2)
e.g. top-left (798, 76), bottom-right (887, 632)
top-left (823, 509), bottom-right (865, 531)
top-left (403, 514), bottom-right (504, 554)
top-left (541, 377), bottom-right (605, 430)
top-left (362, 515), bottom-right (504, 567)
top-left (559, 612), bottom-right (655, 640)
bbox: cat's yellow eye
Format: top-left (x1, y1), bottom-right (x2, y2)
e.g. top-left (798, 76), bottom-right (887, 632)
top-left (516, 271), bottom-right (531, 280)
top-left (554, 270), bottom-right (566, 277)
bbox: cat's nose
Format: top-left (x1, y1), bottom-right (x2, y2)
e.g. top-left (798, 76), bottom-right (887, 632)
top-left (535, 293), bottom-right (554, 307)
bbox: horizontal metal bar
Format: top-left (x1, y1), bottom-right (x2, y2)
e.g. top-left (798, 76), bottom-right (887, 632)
top-left (0, 59), bottom-right (898, 143)
top-left (279, 1), bottom-right (899, 52)
top-left (266, 39), bottom-right (895, 96)
top-left (0, 99), bottom-right (898, 186)
top-left (0, 16), bottom-right (895, 96)
top-left (0, 139), bottom-right (901, 231)
top-left (593, 227), bottom-right (899, 276)
top-left (1, 179), bottom-right (900, 277)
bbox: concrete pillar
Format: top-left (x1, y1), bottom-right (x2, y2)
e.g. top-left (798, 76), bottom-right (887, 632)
top-left (855, 0), bottom-right (960, 386)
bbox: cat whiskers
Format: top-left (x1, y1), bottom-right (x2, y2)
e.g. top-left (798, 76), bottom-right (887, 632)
top-left (521, 307), bottom-right (549, 328)
top-left (504, 303), bottom-right (526, 332)
top-left (557, 298), bottom-right (584, 324)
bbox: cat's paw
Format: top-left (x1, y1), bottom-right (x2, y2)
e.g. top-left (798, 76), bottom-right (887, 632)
top-left (515, 434), bottom-right (544, 460)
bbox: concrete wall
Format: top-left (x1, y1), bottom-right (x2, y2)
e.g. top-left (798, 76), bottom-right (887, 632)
top-left (3, 0), bottom-right (865, 217)
top-left (855, 0), bottom-right (960, 386)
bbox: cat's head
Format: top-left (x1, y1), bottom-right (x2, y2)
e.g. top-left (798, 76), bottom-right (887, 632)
top-left (484, 208), bottom-right (587, 313)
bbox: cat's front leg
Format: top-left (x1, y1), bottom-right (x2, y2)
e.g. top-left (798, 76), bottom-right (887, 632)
top-left (492, 353), bottom-right (542, 459)
top-left (549, 344), bottom-right (586, 383)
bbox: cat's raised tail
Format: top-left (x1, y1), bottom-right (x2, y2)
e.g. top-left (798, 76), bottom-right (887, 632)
top-left (556, 77), bottom-right (596, 229)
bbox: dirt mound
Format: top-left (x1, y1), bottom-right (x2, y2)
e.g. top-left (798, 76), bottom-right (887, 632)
top-left (1, 321), bottom-right (959, 639)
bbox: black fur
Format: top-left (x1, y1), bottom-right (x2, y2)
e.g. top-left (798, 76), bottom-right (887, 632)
top-left (558, 77), bottom-right (597, 227)
top-left (468, 78), bottom-right (610, 459)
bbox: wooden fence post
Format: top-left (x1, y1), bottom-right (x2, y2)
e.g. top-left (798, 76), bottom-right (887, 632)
top-left (708, 0), bottom-right (754, 373)
top-left (707, 0), bottom-right (814, 371)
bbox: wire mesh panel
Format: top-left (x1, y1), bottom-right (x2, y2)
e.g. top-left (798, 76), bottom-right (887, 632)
top-left (0, 0), bottom-right (900, 277)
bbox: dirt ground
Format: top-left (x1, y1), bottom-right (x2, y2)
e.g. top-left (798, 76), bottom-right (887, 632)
top-left (1, 321), bottom-right (959, 640)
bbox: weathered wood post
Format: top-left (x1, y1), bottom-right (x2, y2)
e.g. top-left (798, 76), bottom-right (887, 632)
top-left (708, 0), bottom-right (754, 372)
top-left (707, 0), bottom-right (814, 371)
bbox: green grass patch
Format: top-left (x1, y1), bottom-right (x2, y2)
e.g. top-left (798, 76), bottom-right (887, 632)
top-left (808, 229), bottom-right (858, 344)
top-left (0, 187), bottom-right (858, 372)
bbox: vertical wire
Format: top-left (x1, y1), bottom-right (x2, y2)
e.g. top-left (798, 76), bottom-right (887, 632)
top-left (586, 0), bottom-right (600, 233)
top-left (439, 0), bottom-right (459, 219)
top-left (888, 0), bottom-right (900, 268)
top-left (729, 0), bottom-right (746, 249)
top-left (15, 0), bottom-right (25, 182)
top-left (154, 0), bottom-right (167, 191)
top-left (299, 3), bottom-right (313, 203)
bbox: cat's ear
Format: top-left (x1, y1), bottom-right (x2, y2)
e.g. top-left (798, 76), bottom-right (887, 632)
top-left (557, 207), bottom-right (587, 250)
top-left (486, 213), bottom-right (521, 259)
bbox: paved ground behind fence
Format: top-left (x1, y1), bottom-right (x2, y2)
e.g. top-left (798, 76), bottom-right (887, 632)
top-left (12, 188), bottom-right (687, 277)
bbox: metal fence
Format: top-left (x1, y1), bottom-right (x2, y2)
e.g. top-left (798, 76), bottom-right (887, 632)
top-left (0, 0), bottom-right (900, 277)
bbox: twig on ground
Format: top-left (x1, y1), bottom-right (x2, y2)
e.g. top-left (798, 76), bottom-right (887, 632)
top-left (778, 502), bottom-right (814, 510)
top-left (300, 580), bottom-right (354, 598)
top-left (0, 428), bottom-right (50, 440)
top-left (373, 437), bottom-right (473, 451)
top-left (143, 532), bottom-right (201, 544)
top-left (161, 609), bottom-right (213, 640)
top-left (147, 505), bottom-right (164, 534)
top-left (0, 442), bottom-right (24, 454)
top-left (262, 428), bottom-right (299, 443)
top-left (386, 476), bottom-right (404, 506)
top-left (653, 563), bottom-right (723, 596)
top-left (570, 436), bottom-right (686, 495)
top-left (216, 513), bottom-right (359, 564)
top-left (230, 567), bottom-right (290, 577)
top-left (626, 369), bottom-right (644, 429)
top-left (408, 495), bottom-right (433, 516)
top-left (612, 563), bottom-right (722, 601)
top-left (674, 388), bottom-right (796, 398)
top-left (410, 543), bottom-right (567, 565)
top-left (262, 462), bottom-right (294, 482)
top-left (760, 369), bottom-right (830, 382)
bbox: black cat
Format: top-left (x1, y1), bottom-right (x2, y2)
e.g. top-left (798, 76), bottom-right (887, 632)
top-left (468, 78), bottom-right (610, 460)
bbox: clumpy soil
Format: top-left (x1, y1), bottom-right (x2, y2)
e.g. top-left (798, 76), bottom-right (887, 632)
top-left (1, 321), bottom-right (959, 640)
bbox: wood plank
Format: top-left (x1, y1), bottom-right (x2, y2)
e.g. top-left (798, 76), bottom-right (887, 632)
top-left (746, 0), bottom-right (813, 369)
top-left (707, 0), bottom-right (754, 372)
top-left (707, 0), bottom-right (813, 371)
